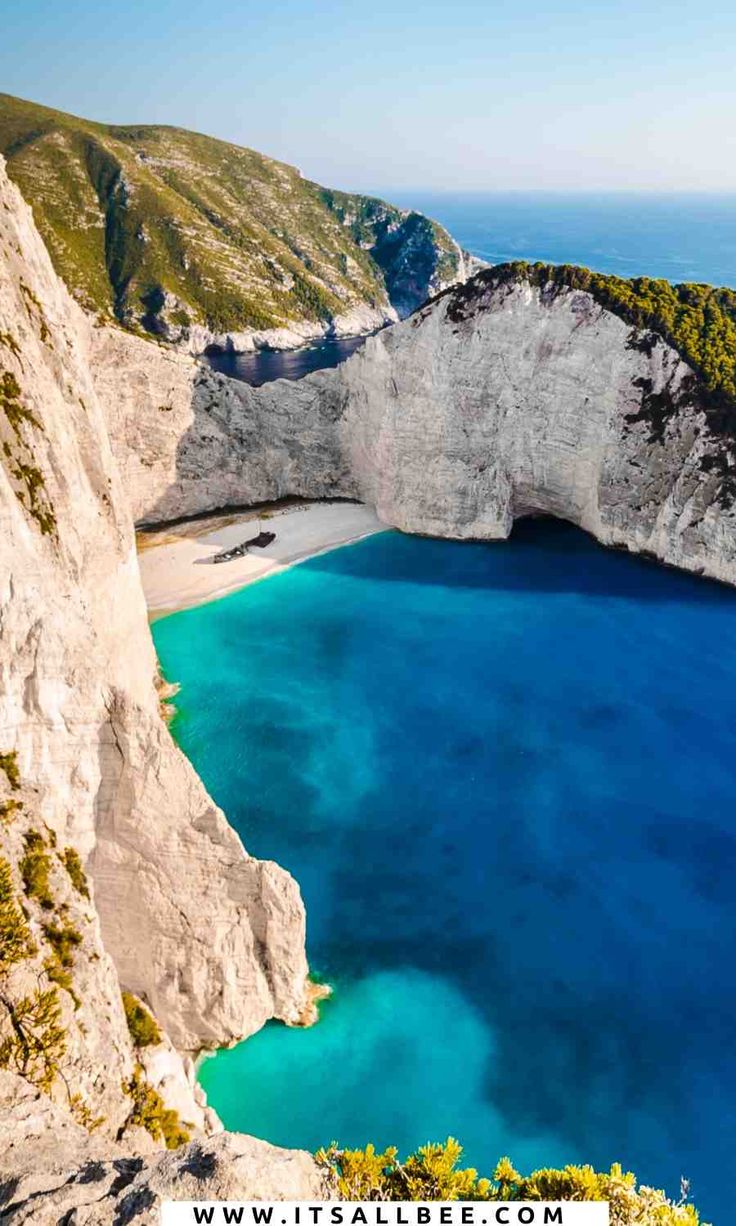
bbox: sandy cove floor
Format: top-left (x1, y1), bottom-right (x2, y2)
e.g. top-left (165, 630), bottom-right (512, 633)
top-left (137, 499), bottom-right (387, 618)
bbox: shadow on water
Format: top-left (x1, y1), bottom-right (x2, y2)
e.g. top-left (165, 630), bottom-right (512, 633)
top-left (308, 517), bottom-right (735, 606)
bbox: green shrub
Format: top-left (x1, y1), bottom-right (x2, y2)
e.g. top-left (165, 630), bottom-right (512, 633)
top-left (0, 798), bottom-right (22, 824)
top-left (0, 330), bottom-right (20, 358)
top-left (0, 986), bottom-right (66, 1093)
top-left (124, 1066), bottom-right (191, 1149)
top-left (0, 370), bottom-right (41, 434)
top-left (316, 1142), bottom-right (705, 1224)
top-left (69, 1092), bottom-right (105, 1132)
top-left (42, 919), bottom-right (82, 967)
top-left (0, 751), bottom-right (20, 790)
top-left (43, 956), bottom-right (80, 1009)
top-left (60, 847), bottom-right (89, 899)
top-left (0, 857), bottom-right (35, 967)
top-left (122, 990), bottom-right (162, 1048)
top-left (0, 858), bottom-right (67, 1095)
top-left (20, 830), bottom-right (54, 909)
top-left (8, 459), bottom-right (56, 534)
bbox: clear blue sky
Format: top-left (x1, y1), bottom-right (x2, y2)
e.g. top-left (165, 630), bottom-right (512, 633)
top-left (1, 0), bottom-right (734, 194)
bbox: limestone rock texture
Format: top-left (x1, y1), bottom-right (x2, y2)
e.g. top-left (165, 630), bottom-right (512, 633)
top-left (95, 273), bottom-right (736, 586)
top-left (0, 151), bottom-right (314, 1200)
top-left (1, 1128), bottom-right (333, 1224)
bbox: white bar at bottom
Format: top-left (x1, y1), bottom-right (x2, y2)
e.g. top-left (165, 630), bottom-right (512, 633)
top-left (161, 1201), bottom-right (609, 1226)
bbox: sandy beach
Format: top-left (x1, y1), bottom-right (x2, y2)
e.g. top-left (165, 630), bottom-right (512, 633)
top-left (138, 499), bottom-right (387, 618)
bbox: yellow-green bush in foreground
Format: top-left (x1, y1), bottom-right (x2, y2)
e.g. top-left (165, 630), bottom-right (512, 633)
top-left (317, 1140), bottom-right (706, 1224)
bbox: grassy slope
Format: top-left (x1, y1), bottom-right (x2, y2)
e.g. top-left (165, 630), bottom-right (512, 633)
top-left (0, 92), bottom-right (461, 335)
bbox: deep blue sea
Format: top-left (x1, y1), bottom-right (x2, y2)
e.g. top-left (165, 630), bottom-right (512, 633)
top-left (153, 523), bottom-right (736, 1224)
top-left (394, 191), bottom-right (736, 288)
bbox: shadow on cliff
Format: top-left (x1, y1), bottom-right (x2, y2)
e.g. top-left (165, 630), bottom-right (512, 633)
top-left (305, 516), bottom-right (736, 606)
top-left (139, 359), bottom-right (357, 530)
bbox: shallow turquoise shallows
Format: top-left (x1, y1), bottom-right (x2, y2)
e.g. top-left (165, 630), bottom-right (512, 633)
top-left (152, 522), bottom-right (736, 1223)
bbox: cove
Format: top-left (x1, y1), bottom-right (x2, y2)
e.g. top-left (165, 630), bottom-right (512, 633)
top-left (152, 520), bottom-right (736, 1224)
top-left (203, 335), bottom-right (366, 386)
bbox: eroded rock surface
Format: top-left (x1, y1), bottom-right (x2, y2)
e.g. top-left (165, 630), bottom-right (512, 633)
top-left (0, 1091), bottom-right (330, 1225)
top-left (95, 274), bottom-right (736, 585)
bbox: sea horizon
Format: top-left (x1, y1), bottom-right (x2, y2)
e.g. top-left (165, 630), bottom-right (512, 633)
top-left (375, 189), bottom-right (736, 289)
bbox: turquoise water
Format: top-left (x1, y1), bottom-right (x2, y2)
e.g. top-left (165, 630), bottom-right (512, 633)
top-left (153, 523), bottom-right (736, 1223)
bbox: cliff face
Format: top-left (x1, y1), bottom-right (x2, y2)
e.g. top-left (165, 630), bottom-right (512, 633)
top-left (0, 151), bottom-right (316, 1201)
top-left (3, 135), bottom-right (734, 1217)
top-left (1, 1095), bottom-right (332, 1224)
top-left (94, 270), bottom-right (736, 586)
top-left (0, 92), bottom-right (475, 352)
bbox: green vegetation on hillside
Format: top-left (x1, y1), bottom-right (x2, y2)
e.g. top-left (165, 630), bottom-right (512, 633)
top-left (0, 856), bottom-right (35, 968)
top-left (20, 829), bottom-right (55, 909)
top-left (0, 92), bottom-right (461, 339)
top-left (60, 846), bottom-right (89, 898)
top-left (0, 751), bottom-right (20, 791)
top-left (319, 188), bottom-right (460, 315)
top-left (318, 1140), bottom-right (706, 1224)
top-left (124, 1065), bottom-right (191, 1148)
top-left (0, 366), bottom-right (57, 536)
top-left (0, 854), bottom-right (66, 1093)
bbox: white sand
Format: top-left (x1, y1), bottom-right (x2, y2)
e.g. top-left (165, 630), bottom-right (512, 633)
top-left (138, 500), bottom-right (386, 618)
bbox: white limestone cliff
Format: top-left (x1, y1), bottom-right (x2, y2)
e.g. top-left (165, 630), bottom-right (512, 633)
top-left (93, 273), bottom-right (736, 586)
top-left (0, 152), bottom-right (316, 1204)
top-left (0, 1068), bottom-right (332, 1222)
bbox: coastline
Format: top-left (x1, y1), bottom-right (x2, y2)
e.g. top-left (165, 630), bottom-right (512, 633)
top-left (137, 499), bottom-right (387, 619)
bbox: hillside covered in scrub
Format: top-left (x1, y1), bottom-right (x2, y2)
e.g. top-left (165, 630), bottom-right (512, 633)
top-left (0, 92), bottom-right (471, 347)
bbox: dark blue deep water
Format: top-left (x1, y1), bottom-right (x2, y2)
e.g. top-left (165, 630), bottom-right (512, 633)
top-left (205, 335), bottom-right (366, 386)
top-left (394, 191), bottom-right (736, 289)
top-left (153, 523), bottom-right (736, 1223)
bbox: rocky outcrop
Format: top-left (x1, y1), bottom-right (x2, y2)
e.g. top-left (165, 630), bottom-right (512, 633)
top-left (0, 1072), bottom-right (330, 1223)
top-left (182, 300), bottom-right (397, 359)
top-left (94, 271), bottom-right (736, 586)
top-left (0, 143), bottom-right (311, 1186)
top-left (90, 325), bottom-right (357, 524)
